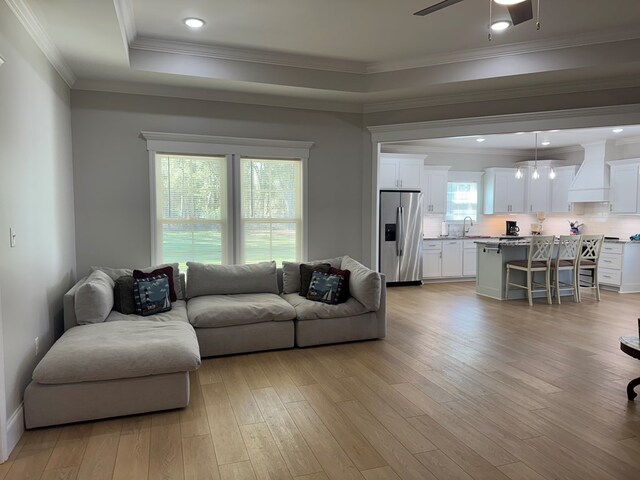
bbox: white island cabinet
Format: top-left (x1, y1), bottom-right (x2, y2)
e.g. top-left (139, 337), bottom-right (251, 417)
top-left (598, 241), bottom-right (640, 293)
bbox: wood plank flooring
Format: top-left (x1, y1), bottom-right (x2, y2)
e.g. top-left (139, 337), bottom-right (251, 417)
top-left (3, 283), bottom-right (640, 480)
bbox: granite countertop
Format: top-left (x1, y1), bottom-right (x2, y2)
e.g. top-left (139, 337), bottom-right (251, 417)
top-left (424, 237), bottom-right (638, 244)
top-left (423, 236), bottom-right (494, 240)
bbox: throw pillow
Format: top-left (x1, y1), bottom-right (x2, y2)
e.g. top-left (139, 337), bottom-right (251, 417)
top-left (329, 267), bottom-right (351, 303)
top-left (113, 275), bottom-right (136, 314)
top-left (133, 266), bottom-right (176, 302)
top-left (306, 271), bottom-right (343, 305)
top-left (299, 263), bottom-right (330, 297)
top-left (341, 256), bottom-right (381, 311)
top-left (133, 274), bottom-right (172, 316)
top-left (75, 270), bottom-right (114, 324)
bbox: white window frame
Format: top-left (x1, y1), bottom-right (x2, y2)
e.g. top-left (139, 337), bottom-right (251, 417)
top-left (445, 171), bottom-right (483, 223)
top-left (141, 132), bottom-right (313, 265)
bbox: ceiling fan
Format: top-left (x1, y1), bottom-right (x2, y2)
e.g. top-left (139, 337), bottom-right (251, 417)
top-left (414, 0), bottom-right (538, 32)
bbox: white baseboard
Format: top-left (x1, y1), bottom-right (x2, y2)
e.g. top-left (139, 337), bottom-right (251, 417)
top-left (6, 404), bottom-right (24, 459)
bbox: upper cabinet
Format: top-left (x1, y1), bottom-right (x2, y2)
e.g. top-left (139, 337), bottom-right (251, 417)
top-left (526, 165), bottom-right (551, 213)
top-left (483, 168), bottom-right (526, 214)
top-left (608, 160), bottom-right (640, 214)
top-left (379, 154), bottom-right (424, 190)
top-left (422, 167), bottom-right (449, 214)
top-left (550, 166), bottom-right (583, 214)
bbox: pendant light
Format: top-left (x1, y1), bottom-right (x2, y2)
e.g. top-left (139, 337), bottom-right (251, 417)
top-left (531, 132), bottom-right (540, 180)
top-left (515, 167), bottom-right (523, 179)
top-left (549, 167), bottom-right (556, 180)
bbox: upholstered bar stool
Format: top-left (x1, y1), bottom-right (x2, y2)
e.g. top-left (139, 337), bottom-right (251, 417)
top-left (505, 235), bottom-right (554, 306)
top-left (577, 234), bottom-right (604, 302)
top-left (551, 235), bottom-right (581, 304)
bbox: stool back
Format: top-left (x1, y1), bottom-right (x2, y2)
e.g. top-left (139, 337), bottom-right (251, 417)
top-left (528, 235), bottom-right (554, 267)
top-left (579, 234), bottom-right (604, 263)
top-left (556, 235), bottom-right (581, 265)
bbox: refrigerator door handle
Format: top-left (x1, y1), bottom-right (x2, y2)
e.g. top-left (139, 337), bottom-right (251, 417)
top-left (397, 206), bottom-right (404, 256)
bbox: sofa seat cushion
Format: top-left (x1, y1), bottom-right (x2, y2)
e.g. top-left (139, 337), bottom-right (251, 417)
top-left (32, 321), bottom-right (201, 385)
top-left (282, 293), bottom-right (369, 321)
top-left (105, 300), bottom-right (188, 323)
top-left (187, 293), bottom-right (296, 328)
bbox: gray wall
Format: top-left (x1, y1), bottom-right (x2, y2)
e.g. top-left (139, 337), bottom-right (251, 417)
top-left (0, 3), bottom-right (76, 420)
top-left (70, 91), bottom-right (365, 275)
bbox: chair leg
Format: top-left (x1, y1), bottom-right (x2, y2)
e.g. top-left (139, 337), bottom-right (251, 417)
top-left (594, 266), bottom-right (600, 301)
top-left (555, 268), bottom-right (561, 305)
top-left (527, 270), bottom-right (533, 306)
top-left (546, 268), bottom-right (552, 305)
top-left (505, 266), bottom-right (511, 300)
top-left (572, 268), bottom-right (579, 303)
top-left (576, 269), bottom-right (581, 303)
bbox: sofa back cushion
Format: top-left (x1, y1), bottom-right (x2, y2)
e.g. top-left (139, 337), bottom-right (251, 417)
top-left (282, 256), bottom-right (344, 294)
top-left (341, 256), bottom-right (381, 311)
top-left (91, 263), bottom-right (183, 300)
top-left (186, 261), bottom-right (279, 298)
top-left (74, 270), bottom-right (115, 324)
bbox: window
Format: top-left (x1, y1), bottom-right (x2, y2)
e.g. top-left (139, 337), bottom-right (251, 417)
top-left (144, 132), bottom-right (311, 267)
top-left (446, 181), bottom-right (478, 221)
top-left (240, 158), bottom-right (302, 264)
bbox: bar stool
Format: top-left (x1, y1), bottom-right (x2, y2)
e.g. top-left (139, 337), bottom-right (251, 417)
top-left (551, 235), bottom-right (581, 304)
top-left (505, 235), bottom-right (554, 306)
top-left (577, 234), bottom-right (604, 302)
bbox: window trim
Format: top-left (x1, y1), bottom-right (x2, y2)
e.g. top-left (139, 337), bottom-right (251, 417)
top-left (142, 132), bottom-right (313, 265)
top-left (445, 171), bottom-right (483, 223)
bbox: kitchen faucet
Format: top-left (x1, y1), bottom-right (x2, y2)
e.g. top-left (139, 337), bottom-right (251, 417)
top-left (463, 216), bottom-right (474, 237)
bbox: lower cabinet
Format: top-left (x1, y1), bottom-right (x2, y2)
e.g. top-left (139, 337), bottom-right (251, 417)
top-left (598, 241), bottom-right (640, 293)
top-left (423, 239), bottom-right (478, 279)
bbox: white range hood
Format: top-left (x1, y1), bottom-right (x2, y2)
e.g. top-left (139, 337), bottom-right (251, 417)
top-left (567, 140), bottom-right (615, 203)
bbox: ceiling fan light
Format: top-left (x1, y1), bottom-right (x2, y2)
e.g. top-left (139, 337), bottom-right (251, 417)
top-left (491, 20), bottom-right (511, 32)
top-left (494, 0), bottom-right (527, 5)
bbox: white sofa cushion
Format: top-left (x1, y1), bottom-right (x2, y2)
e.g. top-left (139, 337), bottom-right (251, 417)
top-left (74, 270), bottom-right (114, 325)
top-left (186, 261), bottom-right (279, 298)
top-left (187, 293), bottom-right (296, 328)
top-left (32, 320), bottom-right (201, 384)
top-left (282, 293), bottom-right (369, 320)
top-left (105, 300), bottom-right (188, 323)
top-left (341, 256), bottom-right (382, 311)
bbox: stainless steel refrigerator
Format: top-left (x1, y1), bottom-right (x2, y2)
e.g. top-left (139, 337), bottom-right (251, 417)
top-left (379, 190), bottom-right (423, 284)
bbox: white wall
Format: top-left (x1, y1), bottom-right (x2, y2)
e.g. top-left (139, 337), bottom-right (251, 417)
top-left (0, 1), bottom-right (75, 446)
top-left (70, 91), bottom-right (366, 275)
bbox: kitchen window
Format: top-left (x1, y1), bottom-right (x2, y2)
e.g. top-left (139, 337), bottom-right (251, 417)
top-left (142, 132), bottom-right (312, 267)
top-left (445, 181), bottom-right (478, 221)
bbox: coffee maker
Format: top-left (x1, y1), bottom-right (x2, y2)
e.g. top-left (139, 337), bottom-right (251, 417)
top-left (506, 220), bottom-right (520, 236)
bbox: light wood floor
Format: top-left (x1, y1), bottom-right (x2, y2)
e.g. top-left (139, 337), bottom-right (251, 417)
top-left (3, 283), bottom-right (640, 480)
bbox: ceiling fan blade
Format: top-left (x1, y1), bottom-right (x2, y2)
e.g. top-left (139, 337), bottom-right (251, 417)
top-left (414, 0), bottom-right (466, 16)
top-left (508, 0), bottom-right (533, 25)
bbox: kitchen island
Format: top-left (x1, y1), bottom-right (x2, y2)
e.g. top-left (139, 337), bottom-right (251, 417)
top-left (475, 239), bottom-right (573, 301)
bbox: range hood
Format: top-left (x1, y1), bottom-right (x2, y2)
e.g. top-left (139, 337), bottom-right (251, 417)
top-left (567, 140), bottom-right (615, 203)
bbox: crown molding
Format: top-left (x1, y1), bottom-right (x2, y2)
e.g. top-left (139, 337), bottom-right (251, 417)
top-left (542, 145), bottom-right (584, 155)
top-left (140, 131), bottom-right (314, 151)
top-left (367, 26), bottom-right (640, 73)
top-left (130, 36), bottom-right (368, 74)
top-left (113, 0), bottom-right (136, 62)
top-left (363, 75), bottom-right (640, 113)
top-left (4, 0), bottom-right (75, 87)
top-left (72, 79), bottom-right (363, 113)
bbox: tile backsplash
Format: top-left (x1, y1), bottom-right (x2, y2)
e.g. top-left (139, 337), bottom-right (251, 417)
top-left (424, 202), bottom-right (640, 239)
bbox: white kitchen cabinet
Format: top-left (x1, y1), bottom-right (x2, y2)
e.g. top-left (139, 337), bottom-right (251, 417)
top-left (598, 241), bottom-right (640, 293)
top-left (526, 166), bottom-right (550, 213)
top-left (608, 161), bottom-right (640, 214)
top-left (379, 154), bottom-right (424, 190)
top-left (423, 240), bottom-right (442, 278)
top-left (422, 167), bottom-right (449, 214)
top-left (463, 240), bottom-right (477, 276)
top-left (550, 166), bottom-right (583, 214)
top-left (441, 240), bottom-right (463, 277)
top-left (483, 168), bottom-right (526, 214)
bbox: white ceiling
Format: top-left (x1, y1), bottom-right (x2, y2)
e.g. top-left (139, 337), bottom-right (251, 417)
top-left (17, 0), bottom-right (640, 111)
top-left (384, 125), bottom-right (640, 151)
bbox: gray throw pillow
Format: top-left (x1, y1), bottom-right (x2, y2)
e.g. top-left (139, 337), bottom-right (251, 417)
top-left (341, 256), bottom-right (381, 311)
top-left (299, 263), bottom-right (330, 297)
top-left (75, 270), bottom-right (115, 324)
top-left (113, 275), bottom-right (136, 314)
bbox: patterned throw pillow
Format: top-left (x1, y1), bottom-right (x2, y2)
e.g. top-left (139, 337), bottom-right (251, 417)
top-left (306, 271), bottom-right (344, 305)
top-left (133, 266), bottom-right (177, 302)
top-left (299, 263), bottom-right (331, 297)
top-left (133, 274), bottom-right (172, 316)
top-left (329, 267), bottom-right (351, 304)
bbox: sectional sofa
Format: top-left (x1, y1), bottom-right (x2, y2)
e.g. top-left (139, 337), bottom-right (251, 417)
top-left (23, 256), bottom-right (386, 428)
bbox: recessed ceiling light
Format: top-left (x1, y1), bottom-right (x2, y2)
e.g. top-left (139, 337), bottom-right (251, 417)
top-left (612, 128), bottom-right (624, 133)
top-left (541, 141), bottom-right (550, 146)
top-left (184, 17), bottom-right (205, 28)
top-left (494, 0), bottom-right (527, 5)
top-left (476, 138), bottom-right (486, 143)
top-left (514, 132), bottom-right (526, 135)
top-left (548, 130), bottom-right (559, 133)
top-left (532, 130), bottom-right (542, 134)
top-left (491, 20), bottom-right (511, 32)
